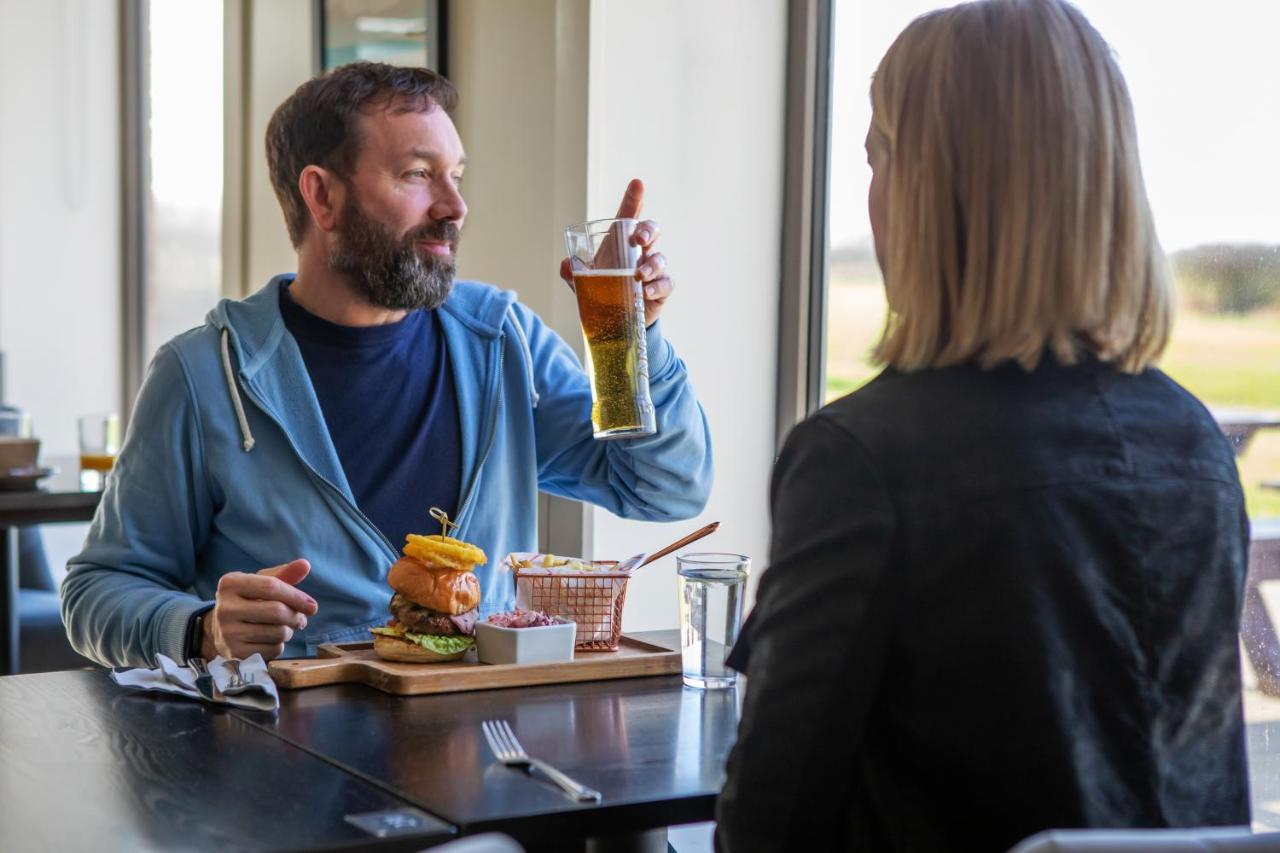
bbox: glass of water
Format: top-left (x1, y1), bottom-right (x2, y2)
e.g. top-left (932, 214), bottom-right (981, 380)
top-left (677, 553), bottom-right (750, 689)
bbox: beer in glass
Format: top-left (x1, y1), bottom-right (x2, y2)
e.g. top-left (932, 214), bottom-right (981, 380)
top-left (564, 219), bottom-right (657, 439)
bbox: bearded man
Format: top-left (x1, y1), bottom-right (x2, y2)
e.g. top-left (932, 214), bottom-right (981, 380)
top-left (63, 63), bottom-right (712, 667)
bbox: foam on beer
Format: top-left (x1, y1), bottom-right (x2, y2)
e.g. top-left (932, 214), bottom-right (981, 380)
top-left (572, 269), bottom-right (637, 277)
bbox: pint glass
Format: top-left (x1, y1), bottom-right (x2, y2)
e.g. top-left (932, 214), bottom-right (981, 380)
top-left (564, 218), bottom-right (657, 439)
top-left (677, 553), bottom-right (750, 689)
top-left (78, 413), bottom-right (120, 491)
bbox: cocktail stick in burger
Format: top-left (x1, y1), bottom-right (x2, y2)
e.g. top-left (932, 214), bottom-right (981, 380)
top-left (371, 524), bottom-right (488, 663)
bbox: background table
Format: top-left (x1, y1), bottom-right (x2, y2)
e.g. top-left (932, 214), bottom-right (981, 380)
top-left (1211, 411), bottom-right (1280, 695)
top-left (1212, 408), bottom-right (1280, 456)
top-left (0, 458), bottom-right (102, 674)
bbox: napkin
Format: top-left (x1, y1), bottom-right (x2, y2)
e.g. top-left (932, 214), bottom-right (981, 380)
top-left (110, 653), bottom-right (279, 712)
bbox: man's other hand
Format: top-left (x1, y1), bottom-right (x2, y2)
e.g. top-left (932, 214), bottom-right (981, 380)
top-left (202, 558), bottom-right (319, 661)
top-left (559, 178), bottom-right (673, 327)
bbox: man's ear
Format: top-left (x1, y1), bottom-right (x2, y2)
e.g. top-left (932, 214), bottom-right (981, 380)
top-left (298, 165), bottom-right (345, 234)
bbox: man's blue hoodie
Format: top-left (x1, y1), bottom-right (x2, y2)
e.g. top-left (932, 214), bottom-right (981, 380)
top-left (62, 275), bottom-right (713, 666)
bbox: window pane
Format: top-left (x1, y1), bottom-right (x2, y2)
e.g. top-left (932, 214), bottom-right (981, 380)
top-left (146, 0), bottom-right (224, 363)
top-left (824, 1), bottom-right (941, 404)
top-left (824, 0), bottom-right (1280, 829)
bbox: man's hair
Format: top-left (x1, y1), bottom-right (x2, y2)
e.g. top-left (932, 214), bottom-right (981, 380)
top-left (869, 0), bottom-right (1171, 373)
top-left (265, 61), bottom-right (459, 248)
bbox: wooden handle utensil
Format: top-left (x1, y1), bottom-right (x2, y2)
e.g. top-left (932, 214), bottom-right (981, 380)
top-left (637, 521), bottom-right (720, 569)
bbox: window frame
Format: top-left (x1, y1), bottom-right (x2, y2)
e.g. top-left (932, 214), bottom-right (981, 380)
top-left (775, 0), bottom-right (835, 450)
top-left (120, 0), bottom-right (236, 425)
top-left (119, 0), bottom-right (150, 428)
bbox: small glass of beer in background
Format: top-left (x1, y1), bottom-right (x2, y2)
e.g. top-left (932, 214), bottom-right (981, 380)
top-left (563, 218), bottom-right (657, 440)
top-left (78, 413), bottom-right (120, 491)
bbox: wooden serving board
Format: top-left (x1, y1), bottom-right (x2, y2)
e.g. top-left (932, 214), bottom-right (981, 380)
top-left (268, 635), bottom-right (680, 696)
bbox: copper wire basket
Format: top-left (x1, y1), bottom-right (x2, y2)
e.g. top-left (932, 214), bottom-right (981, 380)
top-left (513, 569), bottom-right (630, 651)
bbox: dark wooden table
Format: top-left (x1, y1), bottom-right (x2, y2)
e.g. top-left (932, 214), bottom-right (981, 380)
top-left (0, 631), bottom-right (740, 851)
top-left (0, 669), bottom-right (457, 852)
top-left (0, 457), bottom-right (103, 674)
top-left (241, 631), bottom-right (739, 850)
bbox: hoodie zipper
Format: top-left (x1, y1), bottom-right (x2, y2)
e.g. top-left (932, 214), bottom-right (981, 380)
top-left (230, 367), bottom-right (401, 563)
top-left (224, 328), bottom-right (504, 558)
top-left (454, 334), bottom-right (504, 540)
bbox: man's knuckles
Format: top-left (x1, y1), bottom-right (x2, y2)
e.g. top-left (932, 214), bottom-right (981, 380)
top-left (633, 220), bottom-right (660, 246)
top-left (245, 624), bottom-right (292, 644)
top-left (240, 573), bottom-right (312, 608)
top-left (260, 601), bottom-right (295, 624)
top-left (216, 570), bottom-right (250, 593)
top-left (638, 253), bottom-right (667, 280)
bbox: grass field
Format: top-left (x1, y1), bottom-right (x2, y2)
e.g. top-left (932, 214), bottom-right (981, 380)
top-left (825, 266), bottom-right (1280, 518)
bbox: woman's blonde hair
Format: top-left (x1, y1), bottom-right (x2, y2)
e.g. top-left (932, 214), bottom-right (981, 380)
top-left (870, 0), bottom-right (1171, 373)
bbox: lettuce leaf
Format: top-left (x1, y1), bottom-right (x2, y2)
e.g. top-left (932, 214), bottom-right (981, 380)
top-left (371, 625), bottom-right (475, 655)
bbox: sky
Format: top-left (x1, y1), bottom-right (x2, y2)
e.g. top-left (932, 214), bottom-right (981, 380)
top-left (828, 0), bottom-right (1280, 253)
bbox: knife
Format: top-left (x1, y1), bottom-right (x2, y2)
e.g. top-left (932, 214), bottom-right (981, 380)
top-left (187, 657), bottom-right (223, 703)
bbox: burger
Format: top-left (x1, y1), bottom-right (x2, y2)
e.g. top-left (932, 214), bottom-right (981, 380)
top-left (370, 532), bottom-right (488, 662)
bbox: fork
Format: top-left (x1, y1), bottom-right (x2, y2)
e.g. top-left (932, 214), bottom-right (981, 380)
top-left (186, 657), bottom-right (223, 702)
top-left (481, 720), bottom-right (602, 802)
top-left (224, 658), bottom-right (251, 690)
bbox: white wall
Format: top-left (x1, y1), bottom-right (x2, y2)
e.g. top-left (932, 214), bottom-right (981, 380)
top-left (451, 0), bottom-right (585, 330)
top-left (0, 0), bottom-right (122, 573)
top-left (583, 1), bottom-right (785, 630)
top-left (449, 0), bottom-right (597, 555)
top-left (450, 0), bottom-right (786, 631)
top-left (0, 0), bottom-right (121, 455)
top-left (240, 0), bottom-right (315, 293)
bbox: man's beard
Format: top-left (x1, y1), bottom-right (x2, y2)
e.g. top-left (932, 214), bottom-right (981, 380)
top-left (328, 198), bottom-right (459, 311)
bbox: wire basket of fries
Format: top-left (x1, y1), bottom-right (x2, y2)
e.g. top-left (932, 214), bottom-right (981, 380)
top-left (508, 553), bottom-right (629, 651)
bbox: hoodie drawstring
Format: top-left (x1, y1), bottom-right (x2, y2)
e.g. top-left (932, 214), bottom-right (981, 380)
top-left (508, 308), bottom-right (540, 409)
top-left (220, 328), bottom-right (256, 452)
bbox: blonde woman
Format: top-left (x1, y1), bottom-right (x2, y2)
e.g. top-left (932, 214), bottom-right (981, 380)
top-left (717, 1), bottom-right (1248, 850)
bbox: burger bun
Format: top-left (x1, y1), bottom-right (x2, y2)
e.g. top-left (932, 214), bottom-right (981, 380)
top-left (388, 557), bottom-right (481, 615)
top-left (373, 632), bottom-right (469, 663)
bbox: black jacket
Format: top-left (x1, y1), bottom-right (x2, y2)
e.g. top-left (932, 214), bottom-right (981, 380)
top-left (716, 358), bottom-right (1250, 853)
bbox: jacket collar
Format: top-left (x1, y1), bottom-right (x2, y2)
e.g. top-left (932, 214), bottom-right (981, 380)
top-left (206, 274), bottom-right (516, 368)
top-left (204, 274), bottom-right (516, 503)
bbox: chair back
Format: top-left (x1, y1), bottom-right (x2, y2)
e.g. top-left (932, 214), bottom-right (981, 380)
top-left (1008, 827), bottom-right (1278, 853)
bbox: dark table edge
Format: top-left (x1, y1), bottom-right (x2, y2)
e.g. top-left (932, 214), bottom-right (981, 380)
top-left (455, 794), bottom-right (718, 844)
top-left (270, 831), bottom-right (461, 853)
top-left (228, 674), bottom-right (721, 843)
top-left (0, 502), bottom-right (101, 524)
top-left (227, 705), bottom-right (460, 822)
top-left (206, 700), bottom-right (461, 853)
top-left (2, 670), bottom-right (460, 853)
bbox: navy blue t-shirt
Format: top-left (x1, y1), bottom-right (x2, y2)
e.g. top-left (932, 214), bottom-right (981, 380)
top-left (280, 285), bottom-right (461, 554)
